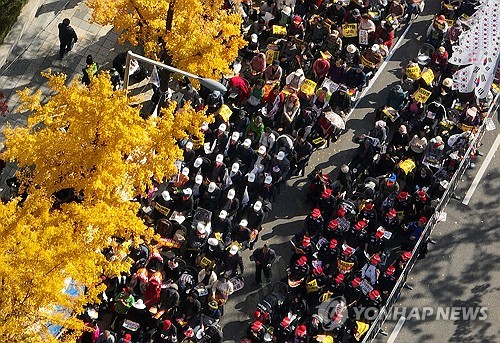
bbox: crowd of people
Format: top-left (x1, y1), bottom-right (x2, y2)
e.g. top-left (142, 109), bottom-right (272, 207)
top-left (45, 0), bottom-right (494, 342)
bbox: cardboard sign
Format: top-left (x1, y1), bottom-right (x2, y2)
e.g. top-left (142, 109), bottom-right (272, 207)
top-left (337, 259), bottom-right (355, 272)
top-left (300, 79), bottom-right (317, 95)
top-left (413, 87), bottom-right (432, 103)
top-left (306, 279), bottom-right (319, 293)
top-left (218, 104), bottom-right (232, 121)
top-left (399, 158), bottom-right (416, 175)
top-left (265, 47), bottom-right (280, 65)
top-left (272, 25), bottom-right (287, 36)
top-left (342, 23), bottom-right (358, 37)
top-left (420, 68), bottom-right (434, 85)
top-left (359, 29), bottom-right (368, 45)
top-left (200, 256), bottom-right (214, 268)
top-left (321, 78), bottom-right (339, 94)
top-left (406, 65), bottom-right (420, 80)
top-left (360, 279), bottom-right (374, 295)
top-left (382, 106), bottom-right (399, 122)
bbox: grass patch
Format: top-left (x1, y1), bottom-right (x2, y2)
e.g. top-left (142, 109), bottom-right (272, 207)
top-left (0, 0), bottom-right (29, 45)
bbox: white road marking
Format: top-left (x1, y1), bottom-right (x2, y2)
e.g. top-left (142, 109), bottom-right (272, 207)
top-left (387, 316), bottom-right (407, 343)
top-left (462, 133), bottom-right (500, 205)
top-left (346, 21), bottom-right (415, 120)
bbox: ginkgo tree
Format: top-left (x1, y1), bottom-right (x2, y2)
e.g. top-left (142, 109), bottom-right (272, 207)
top-left (87, 0), bottom-right (246, 80)
top-left (0, 71), bottom-right (212, 341)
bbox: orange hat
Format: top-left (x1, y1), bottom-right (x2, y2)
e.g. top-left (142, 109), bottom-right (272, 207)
top-left (402, 251), bottom-right (412, 261)
top-left (437, 14), bottom-right (446, 23)
top-left (136, 268), bottom-right (149, 282)
top-left (311, 208), bottom-right (321, 218)
top-left (328, 219), bottom-right (339, 229)
top-left (150, 271), bottom-right (163, 284)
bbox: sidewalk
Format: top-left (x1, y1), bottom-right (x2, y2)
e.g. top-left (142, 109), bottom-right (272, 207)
top-left (0, 0), bottom-right (135, 192)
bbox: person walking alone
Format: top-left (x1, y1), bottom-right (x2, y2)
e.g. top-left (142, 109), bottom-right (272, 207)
top-left (58, 18), bottom-right (78, 59)
top-left (252, 244), bottom-right (276, 285)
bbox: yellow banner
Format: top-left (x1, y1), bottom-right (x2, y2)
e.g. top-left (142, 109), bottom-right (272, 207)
top-left (342, 23), bottom-right (358, 37)
top-left (265, 46), bottom-right (280, 65)
top-left (218, 104), bottom-right (232, 122)
top-left (300, 79), bottom-right (317, 95)
top-left (406, 65), bottom-right (420, 80)
top-left (420, 68), bottom-right (434, 85)
top-left (354, 321), bottom-right (370, 341)
top-left (306, 278), bottom-right (319, 293)
top-left (272, 25), bottom-right (287, 36)
top-left (200, 256), bottom-right (213, 268)
top-left (413, 87), bottom-right (432, 103)
top-left (399, 158), bottom-right (416, 175)
top-left (338, 259), bottom-right (355, 272)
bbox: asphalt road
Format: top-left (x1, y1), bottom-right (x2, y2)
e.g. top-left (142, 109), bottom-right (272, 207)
top-left (220, 2), bottom-right (445, 341)
top-left (377, 118), bottom-right (500, 343)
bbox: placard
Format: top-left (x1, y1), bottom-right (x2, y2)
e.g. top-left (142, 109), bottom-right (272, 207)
top-left (420, 68), bottom-right (434, 85)
top-left (300, 79), bottom-right (317, 95)
top-left (359, 29), bottom-right (368, 45)
top-left (413, 87), bottom-right (432, 103)
top-left (306, 279), bottom-right (319, 293)
top-left (406, 65), bottom-right (420, 80)
top-left (321, 78), bottom-right (339, 94)
top-left (342, 23), bottom-right (358, 37)
top-left (218, 104), bottom-right (232, 121)
top-left (265, 47), bottom-right (280, 65)
top-left (272, 25), bottom-right (287, 36)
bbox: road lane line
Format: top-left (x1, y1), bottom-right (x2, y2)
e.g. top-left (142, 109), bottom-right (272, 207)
top-left (462, 133), bottom-right (500, 205)
top-left (387, 316), bottom-right (407, 343)
top-left (346, 21), bottom-right (415, 120)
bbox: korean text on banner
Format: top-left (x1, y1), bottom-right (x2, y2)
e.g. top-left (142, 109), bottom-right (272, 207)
top-left (359, 29), bottom-right (368, 45)
top-left (413, 87), bottom-right (432, 103)
top-left (321, 78), bottom-right (339, 94)
top-left (342, 23), bottom-right (358, 37)
top-left (265, 48), bottom-right (280, 65)
top-left (218, 104), bottom-right (233, 122)
top-left (301, 79), bottom-right (317, 95)
top-left (420, 68), bottom-right (434, 85)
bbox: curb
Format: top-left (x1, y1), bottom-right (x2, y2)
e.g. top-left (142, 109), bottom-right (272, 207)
top-left (0, 0), bottom-right (45, 70)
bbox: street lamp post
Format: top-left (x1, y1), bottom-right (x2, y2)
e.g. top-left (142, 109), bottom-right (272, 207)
top-left (123, 50), bottom-right (227, 93)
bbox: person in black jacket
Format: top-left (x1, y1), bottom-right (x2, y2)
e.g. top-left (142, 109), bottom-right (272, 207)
top-left (58, 18), bottom-right (78, 59)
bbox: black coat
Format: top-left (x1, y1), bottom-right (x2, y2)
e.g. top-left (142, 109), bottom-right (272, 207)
top-left (58, 23), bottom-right (78, 43)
